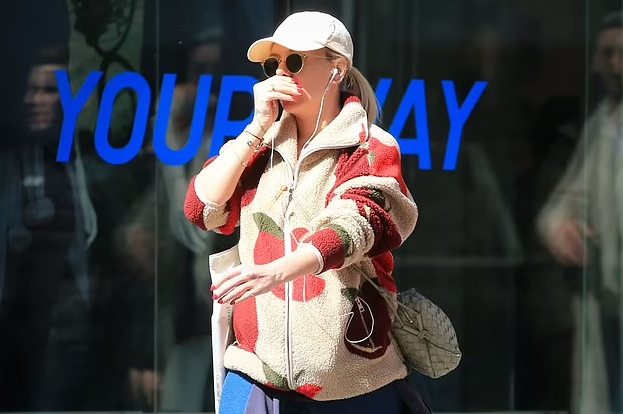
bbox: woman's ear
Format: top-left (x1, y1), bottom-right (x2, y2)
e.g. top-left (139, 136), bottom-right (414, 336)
top-left (337, 69), bottom-right (347, 83)
top-left (335, 62), bottom-right (348, 83)
top-left (331, 56), bottom-right (348, 83)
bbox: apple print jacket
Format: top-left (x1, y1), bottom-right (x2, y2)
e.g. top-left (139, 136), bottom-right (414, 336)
top-left (184, 94), bottom-right (419, 402)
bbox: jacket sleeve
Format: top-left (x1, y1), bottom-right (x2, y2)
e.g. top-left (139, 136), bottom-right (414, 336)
top-left (536, 128), bottom-right (597, 242)
top-left (184, 142), bottom-right (270, 235)
top-left (183, 156), bottom-right (242, 235)
top-left (302, 134), bottom-right (418, 272)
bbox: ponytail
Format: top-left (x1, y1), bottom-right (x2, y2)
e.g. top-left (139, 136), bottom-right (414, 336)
top-left (343, 67), bottom-right (380, 124)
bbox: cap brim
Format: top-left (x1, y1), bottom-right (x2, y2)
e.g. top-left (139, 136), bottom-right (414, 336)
top-left (247, 36), bottom-right (324, 62)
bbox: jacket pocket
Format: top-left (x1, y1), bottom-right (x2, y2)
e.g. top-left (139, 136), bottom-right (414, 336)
top-left (343, 280), bottom-right (392, 359)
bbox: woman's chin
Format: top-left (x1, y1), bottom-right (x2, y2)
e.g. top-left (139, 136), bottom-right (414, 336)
top-left (280, 98), bottom-right (303, 112)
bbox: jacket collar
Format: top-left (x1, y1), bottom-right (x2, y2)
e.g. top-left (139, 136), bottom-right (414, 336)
top-left (264, 93), bottom-right (370, 161)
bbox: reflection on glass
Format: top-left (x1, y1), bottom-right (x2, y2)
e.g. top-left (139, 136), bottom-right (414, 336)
top-left (538, 12), bottom-right (623, 414)
top-left (0, 38), bottom-right (95, 414)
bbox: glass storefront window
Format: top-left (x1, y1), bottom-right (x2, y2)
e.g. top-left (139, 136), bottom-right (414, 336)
top-left (1, 0), bottom-right (622, 413)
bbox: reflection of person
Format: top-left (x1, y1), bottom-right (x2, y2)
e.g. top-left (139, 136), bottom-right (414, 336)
top-left (537, 12), bottom-right (623, 414)
top-left (539, 13), bottom-right (623, 267)
top-left (147, 28), bottom-right (226, 412)
top-left (159, 27), bottom-right (223, 257)
top-left (185, 11), bottom-right (420, 413)
top-left (0, 44), bottom-right (95, 411)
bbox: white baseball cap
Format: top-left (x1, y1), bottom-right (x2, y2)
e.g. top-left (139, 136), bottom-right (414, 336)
top-left (247, 11), bottom-right (354, 66)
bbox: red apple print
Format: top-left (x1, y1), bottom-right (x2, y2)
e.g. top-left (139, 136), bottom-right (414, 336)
top-left (290, 227), bottom-right (308, 246)
top-left (290, 227), bottom-right (326, 301)
top-left (253, 212), bottom-right (285, 265)
top-left (252, 213), bottom-right (326, 301)
top-left (296, 384), bottom-right (323, 399)
top-left (233, 296), bottom-right (259, 353)
top-left (368, 137), bottom-right (409, 195)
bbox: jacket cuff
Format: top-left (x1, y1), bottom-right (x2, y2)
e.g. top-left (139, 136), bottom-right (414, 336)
top-left (303, 228), bottom-right (346, 273)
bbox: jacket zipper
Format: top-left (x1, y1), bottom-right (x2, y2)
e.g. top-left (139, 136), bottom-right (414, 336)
top-left (356, 297), bottom-right (376, 349)
top-left (284, 215), bottom-right (296, 390)
top-left (267, 146), bottom-right (297, 390)
top-left (270, 141), bottom-right (361, 390)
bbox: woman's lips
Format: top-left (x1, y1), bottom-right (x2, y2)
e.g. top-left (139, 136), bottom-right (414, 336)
top-left (292, 79), bottom-right (311, 99)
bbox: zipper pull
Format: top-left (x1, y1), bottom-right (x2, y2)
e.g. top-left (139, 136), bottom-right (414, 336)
top-left (356, 297), bottom-right (366, 314)
top-left (275, 185), bottom-right (289, 200)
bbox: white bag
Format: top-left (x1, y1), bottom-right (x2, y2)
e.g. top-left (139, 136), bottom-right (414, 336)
top-left (208, 244), bottom-right (240, 414)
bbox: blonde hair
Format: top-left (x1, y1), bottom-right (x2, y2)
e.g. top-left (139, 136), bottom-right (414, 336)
top-left (326, 50), bottom-right (380, 124)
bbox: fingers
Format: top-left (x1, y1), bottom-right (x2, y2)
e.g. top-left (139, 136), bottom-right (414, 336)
top-left (260, 77), bottom-right (301, 101)
top-left (550, 221), bottom-right (587, 266)
top-left (252, 76), bottom-right (301, 130)
top-left (554, 243), bottom-right (585, 266)
top-left (218, 282), bottom-right (254, 305)
top-left (211, 266), bottom-right (242, 291)
top-left (266, 91), bottom-right (296, 102)
top-left (233, 289), bottom-right (256, 305)
top-left (270, 75), bottom-right (299, 89)
top-left (271, 78), bottom-right (301, 96)
top-left (212, 266), bottom-right (255, 301)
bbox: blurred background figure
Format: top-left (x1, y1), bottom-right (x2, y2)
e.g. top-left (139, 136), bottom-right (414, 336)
top-left (0, 2), bottom-right (97, 408)
top-left (538, 12), bottom-right (623, 414)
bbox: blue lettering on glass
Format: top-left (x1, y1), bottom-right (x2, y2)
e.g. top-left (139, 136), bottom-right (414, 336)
top-left (153, 74), bottom-right (212, 166)
top-left (388, 80), bottom-right (431, 169)
top-left (56, 70), bottom-right (487, 170)
top-left (210, 75), bottom-right (257, 159)
top-left (96, 72), bottom-right (152, 165)
top-left (56, 70), bottom-right (102, 163)
top-left (442, 80), bottom-right (488, 170)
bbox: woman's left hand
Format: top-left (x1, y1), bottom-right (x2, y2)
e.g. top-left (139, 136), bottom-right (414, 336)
top-left (211, 264), bottom-right (281, 305)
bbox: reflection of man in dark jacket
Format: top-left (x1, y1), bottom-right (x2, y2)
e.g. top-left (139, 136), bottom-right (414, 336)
top-left (0, 45), bottom-right (96, 411)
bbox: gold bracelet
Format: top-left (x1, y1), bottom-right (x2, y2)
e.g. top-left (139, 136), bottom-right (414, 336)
top-left (230, 146), bottom-right (248, 167)
top-left (244, 129), bottom-right (264, 151)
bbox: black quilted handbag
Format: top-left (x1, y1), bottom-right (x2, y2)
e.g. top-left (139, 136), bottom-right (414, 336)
top-left (360, 272), bottom-right (462, 379)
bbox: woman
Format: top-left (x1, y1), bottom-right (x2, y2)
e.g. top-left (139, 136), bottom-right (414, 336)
top-left (184, 11), bottom-right (420, 414)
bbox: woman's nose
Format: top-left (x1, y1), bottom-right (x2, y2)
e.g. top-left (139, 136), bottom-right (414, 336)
top-left (275, 60), bottom-right (290, 76)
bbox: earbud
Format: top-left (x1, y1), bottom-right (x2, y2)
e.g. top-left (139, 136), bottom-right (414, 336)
top-left (325, 68), bottom-right (339, 91)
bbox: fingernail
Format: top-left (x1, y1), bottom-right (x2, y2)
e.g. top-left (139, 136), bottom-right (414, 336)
top-left (210, 285), bottom-right (215, 291)
top-left (297, 87), bottom-right (303, 93)
top-left (212, 294), bottom-right (218, 300)
top-left (230, 300), bottom-right (236, 305)
top-left (218, 299), bottom-right (223, 304)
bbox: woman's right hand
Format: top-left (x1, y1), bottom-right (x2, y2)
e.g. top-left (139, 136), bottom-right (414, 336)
top-left (252, 75), bottom-right (301, 131)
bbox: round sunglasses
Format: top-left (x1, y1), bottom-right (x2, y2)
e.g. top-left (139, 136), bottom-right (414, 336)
top-left (261, 53), bottom-right (331, 77)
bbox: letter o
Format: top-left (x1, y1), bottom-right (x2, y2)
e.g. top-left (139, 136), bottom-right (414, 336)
top-left (94, 72), bottom-right (151, 165)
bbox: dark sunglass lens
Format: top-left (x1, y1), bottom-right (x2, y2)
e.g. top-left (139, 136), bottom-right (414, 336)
top-left (285, 54), bottom-right (304, 73)
top-left (262, 58), bottom-right (279, 77)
